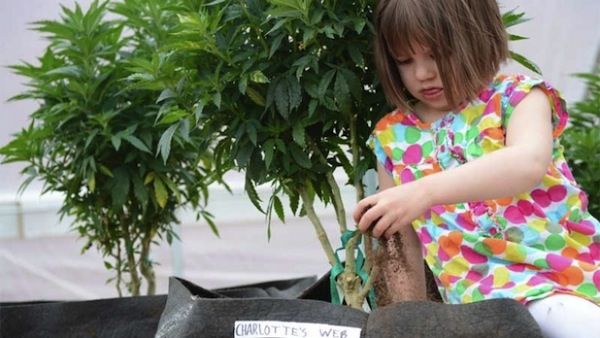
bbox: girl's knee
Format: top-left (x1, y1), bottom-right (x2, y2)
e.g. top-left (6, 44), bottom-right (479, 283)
top-left (527, 294), bottom-right (600, 338)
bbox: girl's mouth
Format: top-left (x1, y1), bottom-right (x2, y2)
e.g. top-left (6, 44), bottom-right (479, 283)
top-left (421, 87), bottom-right (443, 100)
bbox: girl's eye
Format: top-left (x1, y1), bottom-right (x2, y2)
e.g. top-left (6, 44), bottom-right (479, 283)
top-left (396, 59), bottom-right (411, 65)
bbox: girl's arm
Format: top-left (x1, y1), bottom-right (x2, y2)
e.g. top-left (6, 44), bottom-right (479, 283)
top-left (375, 163), bottom-right (427, 301)
top-left (354, 88), bottom-right (553, 239)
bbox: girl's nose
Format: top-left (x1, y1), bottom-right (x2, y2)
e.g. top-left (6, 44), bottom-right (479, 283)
top-left (414, 59), bottom-right (436, 81)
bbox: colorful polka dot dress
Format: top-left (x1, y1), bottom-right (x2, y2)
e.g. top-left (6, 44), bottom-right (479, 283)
top-left (368, 74), bottom-right (600, 305)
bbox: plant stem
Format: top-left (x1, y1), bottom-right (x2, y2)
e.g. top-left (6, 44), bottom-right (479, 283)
top-left (299, 185), bottom-right (337, 267)
top-left (350, 112), bottom-right (364, 201)
top-left (140, 229), bottom-right (156, 295)
top-left (116, 241), bottom-right (123, 297)
top-left (122, 218), bottom-right (141, 296)
top-left (308, 139), bottom-right (347, 232)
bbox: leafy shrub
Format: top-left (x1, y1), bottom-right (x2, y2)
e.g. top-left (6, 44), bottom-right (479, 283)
top-left (563, 71), bottom-right (600, 218)
top-left (0, 0), bottom-right (222, 296)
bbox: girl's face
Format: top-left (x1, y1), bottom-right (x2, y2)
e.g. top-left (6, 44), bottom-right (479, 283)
top-left (393, 45), bottom-right (454, 116)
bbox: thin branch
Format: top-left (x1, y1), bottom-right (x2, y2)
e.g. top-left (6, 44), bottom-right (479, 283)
top-left (299, 185), bottom-right (337, 267)
top-left (358, 264), bottom-right (380, 300)
top-left (307, 138), bottom-right (347, 232)
top-left (350, 112), bottom-right (364, 201)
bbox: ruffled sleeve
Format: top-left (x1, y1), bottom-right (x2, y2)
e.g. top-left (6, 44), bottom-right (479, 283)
top-left (501, 74), bottom-right (569, 139)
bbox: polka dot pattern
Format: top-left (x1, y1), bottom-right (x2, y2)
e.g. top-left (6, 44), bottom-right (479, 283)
top-left (368, 74), bottom-right (600, 305)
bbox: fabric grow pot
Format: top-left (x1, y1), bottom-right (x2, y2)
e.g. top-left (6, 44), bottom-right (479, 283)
top-left (155, 277), bottom-right (368, 338)
top-left (156, 276), bottom-right (543, 338)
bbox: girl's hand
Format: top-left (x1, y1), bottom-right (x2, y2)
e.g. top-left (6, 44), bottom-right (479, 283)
top-left (353, 181), bottom-right (432, 239)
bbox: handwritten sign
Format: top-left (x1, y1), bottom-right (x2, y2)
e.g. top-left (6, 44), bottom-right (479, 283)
top-left (234, 320), bottom-right (362, 338)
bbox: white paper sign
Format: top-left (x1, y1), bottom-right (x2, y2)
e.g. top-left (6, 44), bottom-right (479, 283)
top-left (233, 320), bottom-right (362, 338)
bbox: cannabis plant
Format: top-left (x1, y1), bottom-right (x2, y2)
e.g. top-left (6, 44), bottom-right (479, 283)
top-left (563, 71), bottom-right (600, 217)
top-left (0, 0), bottom-right (221, 296)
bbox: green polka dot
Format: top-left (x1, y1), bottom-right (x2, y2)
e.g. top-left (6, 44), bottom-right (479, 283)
top-left (569, 209), bottom-right (582, 223)
top-left (525, 285), bottom-right (552, 298)
top-left (472, 289), bottom-right (484, 302)
top-left (414, 170), bottom-right (424, 179)
top-left (576, 283), bottom-right (598, 298)
top-left (467, 142), bottom-right (483, 157)
top-left (454, 133), bottom-right (464, 144)
top-left (506, 227), bottom-right (524, 243)
top-left (474, 242), bottom-right (493, 256)
top-left (466, 126), bottom-right (479, 141)
top-left (496, 217), bottom-right (508, 229)
top-left (392, 148), bottom-right (403, 161)
top-left (405, 127), bottom-right (421, 143)
top-left (545, 234), bottom-right (566, 251)
top-left (463, 232), bottom-right (479, 243)
top-left (534, 258), bottom-right (549, 269)
top-left (422, 141), bottom-right (434, 157)
top-left (456, 281), bottom-right (466, 295)
top-left (436, 130), bottom-right (447, 144)
top-left (530, 243), bottom-right (546, 251)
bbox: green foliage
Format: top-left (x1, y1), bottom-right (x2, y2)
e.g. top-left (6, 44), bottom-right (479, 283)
top-left (0, 0), bottom-right (224, 296)
top-left (562, 72), bottom-right (600, 217)
top-left (502, 9), bottom-right (542, 75)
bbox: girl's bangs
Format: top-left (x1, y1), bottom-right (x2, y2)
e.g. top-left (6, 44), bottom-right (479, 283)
top-left (380, 0), bottom-right (434, 58)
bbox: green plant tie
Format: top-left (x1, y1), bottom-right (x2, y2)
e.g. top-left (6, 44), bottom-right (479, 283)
top-left (330, 230), bottom-right (377, 309)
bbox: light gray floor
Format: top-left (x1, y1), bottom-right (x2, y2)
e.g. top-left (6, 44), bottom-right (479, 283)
top-left (0, 215), bottom-right (342, 302)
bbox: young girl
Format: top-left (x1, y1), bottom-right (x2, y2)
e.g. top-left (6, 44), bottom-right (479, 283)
top-left (353, 0), bottom-right (600, 336)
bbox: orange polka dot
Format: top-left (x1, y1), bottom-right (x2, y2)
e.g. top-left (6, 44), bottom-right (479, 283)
top-left (561, 247), bottom-right (579, 259)
top-left (484, 127), bottom-right (504, 140)
top-left (495, 197), bottom-right (513, 206)
top-left (483, 238), bottom-right (507, 255)
top-left (439, 273), bottom-right (451, 287)
top-left (561, 266), bottom-right (584, 285)
top-left (578, 262), bottom-right (597, 272)
top-left (440, 236), bottom-right (460, 258)
top-left (547, 272), bottom-right (569, 287)
top-left (449, 231), bottom-right (463, 245)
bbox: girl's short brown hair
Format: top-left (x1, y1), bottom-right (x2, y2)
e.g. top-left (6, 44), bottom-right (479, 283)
top-left (374, 0), bottom-right (509, 110)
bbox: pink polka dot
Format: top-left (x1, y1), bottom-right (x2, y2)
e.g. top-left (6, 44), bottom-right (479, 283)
top-left (466, 270), bottom-right (483, 282)
top-left (507, 263), bottom-right (526, 272)
top-left (456, 213), bottom-right (476, 231)
top-left (431, 205), bottom-right (446, 215)
top-left (480, 275), bottom-right (494, 286)
top-left (576, 253), bottom-right (594, 265)
top-left (384, 157), bottom-right (393, 173)
top-left (581, 192), bottom-right (589, 211)
top-left (590, 243), bottom-right (600, 261)
top-left (438, 248), bottom-right (450, 262)
top-left (403, 144), bottom-right (422, 164)
top-left (479, 284), bottom-right (492, 295)
top-left (517, 200), bottom-right (534, 217)
top-left (509, 91), bottom-right (525, 106)
top-left (531, 189), bottom-right (551, 207)
top-left (561, 163), bottom-right (575, 181)
top-left (594, 270), bottom-right (600, 291)
top-left (461, 245), bottom-right (488, 264)
top-left (548, 185), bottom-right (567, 202)
top-left (547, 253), bottom-right (572, 272)
top-left (419, 228), bottom-right (432, 244)
top-left (527, 275), bottom-right (546, 286)
top-left (567, 220), bottom-right (596, 236)
top-left (400, 168), bottom-right (415, 183)
top-left (504, 206), bottom-right (526, 224)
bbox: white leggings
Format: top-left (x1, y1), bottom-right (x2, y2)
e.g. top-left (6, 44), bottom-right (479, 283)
top-left (527, 294), bottom-right (600, 338)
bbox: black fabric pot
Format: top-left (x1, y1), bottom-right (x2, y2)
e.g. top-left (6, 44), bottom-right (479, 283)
top-left (156, 276), bottom-right (544, 338)
top-left (0, 276), bottom-right (317, 338)
top-left (0, 295), bottom-right (167, 338)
